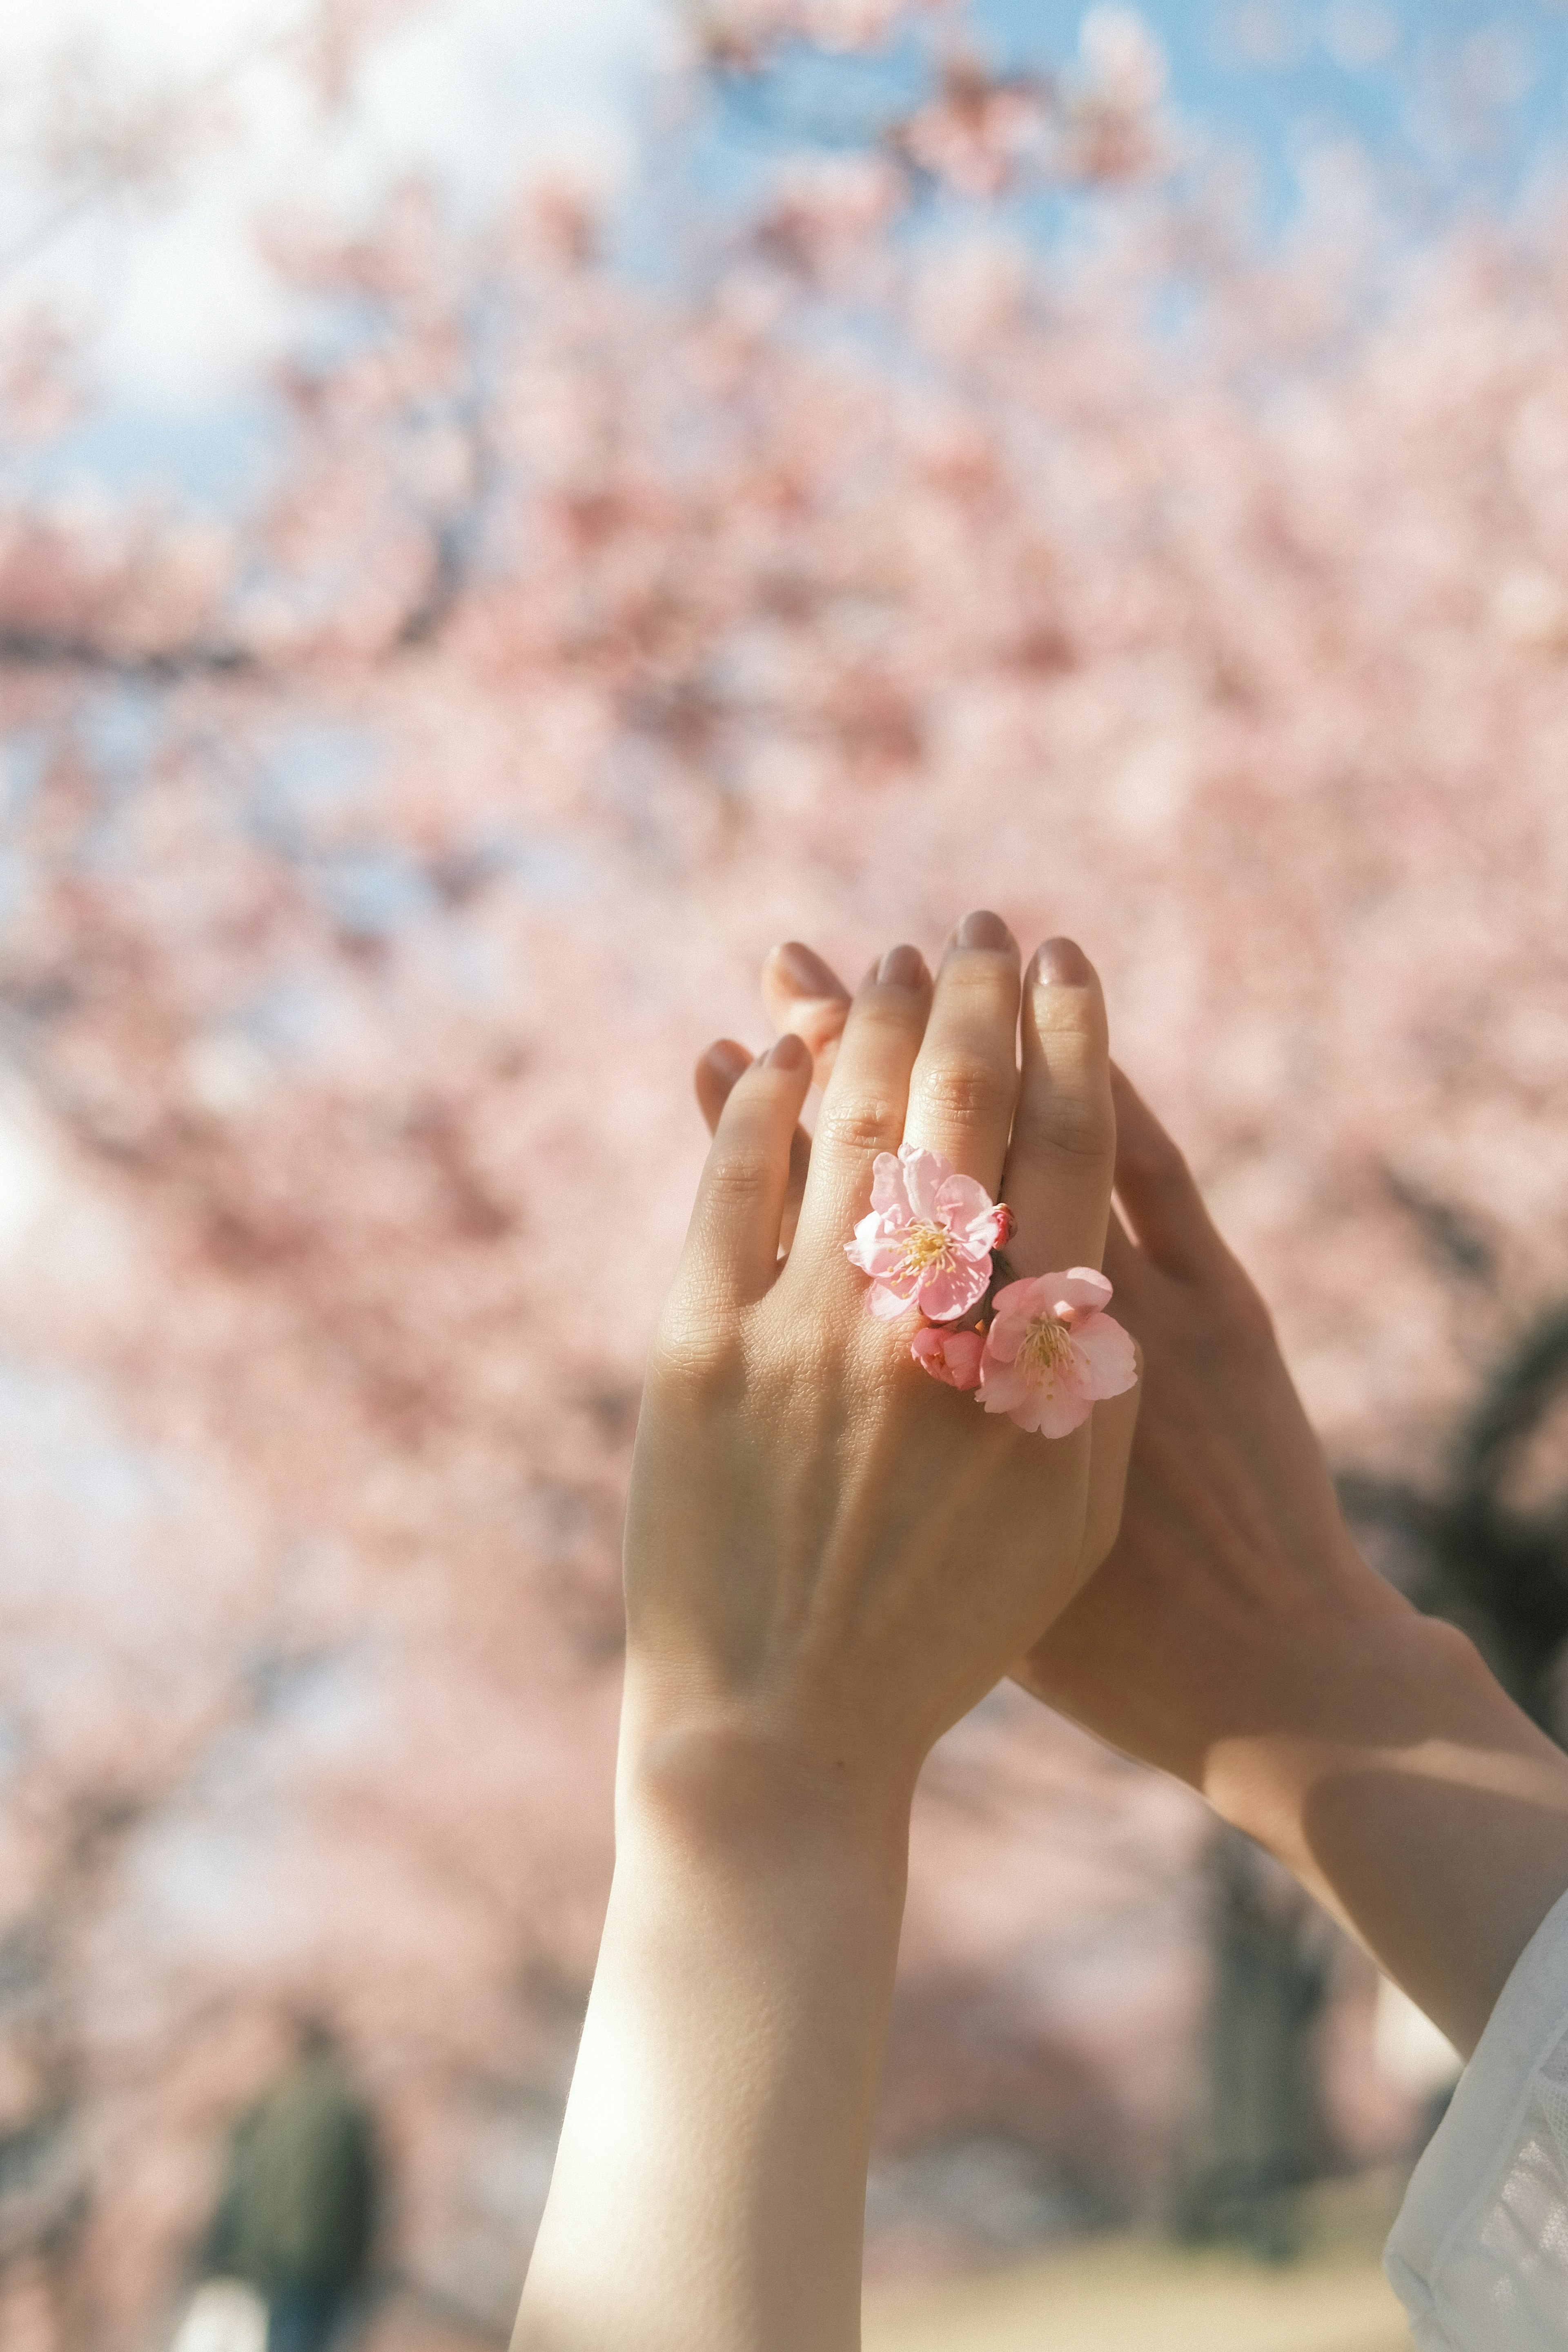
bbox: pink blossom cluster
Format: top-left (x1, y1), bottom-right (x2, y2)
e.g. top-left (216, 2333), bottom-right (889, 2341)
top-left (897, 67), bottom-right (1050, 201)
top-left (846, 1146), bottom-right (1137, 1434)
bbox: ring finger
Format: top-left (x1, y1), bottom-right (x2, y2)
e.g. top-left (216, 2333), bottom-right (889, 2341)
top-left (1002, 936), bottom-right (1116, 1277)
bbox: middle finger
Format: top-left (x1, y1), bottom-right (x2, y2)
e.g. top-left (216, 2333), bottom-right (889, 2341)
top-left (900, 909), bottom-right (1022, 1198)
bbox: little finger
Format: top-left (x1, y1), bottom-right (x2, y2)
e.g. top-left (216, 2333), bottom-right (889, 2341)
top-left (677, 1033), bottom-right (815, 1313)
top-left (695, 1038), bottom-right (813, 1257)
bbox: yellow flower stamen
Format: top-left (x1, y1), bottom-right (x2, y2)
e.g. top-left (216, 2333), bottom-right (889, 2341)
top-left (894, 1220), bottom-right (956, 1280)
top-left (1018, 1313), bottom-right (1072, 1385)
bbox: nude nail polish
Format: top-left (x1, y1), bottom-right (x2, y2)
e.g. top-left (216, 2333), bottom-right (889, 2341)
top-left (1034, 936), bottom-right (1090, 986)
top-left (955, 910), bottom-right (1016, 952)
top-left (775, 941), bottom-right (841, 996)
top-left (878, 944), bottom-right (927, 988)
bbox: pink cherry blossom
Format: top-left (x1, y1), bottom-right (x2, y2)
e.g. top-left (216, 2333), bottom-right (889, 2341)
top-left (845, 1143), bottom-right (1010, 1321)
top-left (910, 1323), bottom-right (986, 1388)
top-left (978, 1268), bottom-right (1137, 1436)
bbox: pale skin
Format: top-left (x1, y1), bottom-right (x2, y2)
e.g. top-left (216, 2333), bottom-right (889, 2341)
top-left (514, 914), bottom-right (1139, 2352)
top-left (711, 936), bottom-right (1568, 2060)
top-left (516, 914), bottom-right (1568, 2352)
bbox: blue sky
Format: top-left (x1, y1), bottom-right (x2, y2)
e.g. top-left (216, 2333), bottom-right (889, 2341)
top-left (704, 3), bottom-right (1568, 224)
top-left (5, 2), bottom-right (1568, 494)
top-left (1017, 2), bottom-right (1568, 212)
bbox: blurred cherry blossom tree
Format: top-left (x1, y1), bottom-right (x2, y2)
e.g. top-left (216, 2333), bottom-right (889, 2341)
top-left (6, 0), bottom-right (1568, 2341)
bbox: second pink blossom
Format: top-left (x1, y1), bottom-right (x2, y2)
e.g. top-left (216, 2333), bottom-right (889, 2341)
top-left (845, 1142), bottom-right (1011, 1323)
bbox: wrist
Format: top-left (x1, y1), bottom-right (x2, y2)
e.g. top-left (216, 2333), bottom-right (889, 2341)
top-left (1205, 1607), bottom-right (1568, 2052)
top-left (617, 1687), bottom-right (916, 1905)
top-left (1202, 1603), bottom-right (1459, 1845)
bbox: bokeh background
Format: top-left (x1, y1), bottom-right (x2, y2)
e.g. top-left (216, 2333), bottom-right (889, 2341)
top-left (5, 3), bottom-right (1568, 2346)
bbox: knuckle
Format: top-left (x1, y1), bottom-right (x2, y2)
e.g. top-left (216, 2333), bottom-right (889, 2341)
top-left (703, 1146), bottom-right (773, 1204)
top-left (1016, 1094), bottom-right (1115, 1166)
top-left (915, 1060), bottom-right (1016, 1128)
top-left (816, 1096), bottom-right (902, 1156)
top-left (652, 1296), bottom-right (746, 1403)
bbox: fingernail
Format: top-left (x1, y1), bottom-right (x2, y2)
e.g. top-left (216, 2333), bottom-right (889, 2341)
top-left (878, 942), bottom-right (927, 988)
top-left (764, 1031), bottom-right (811, 1071)
top-left (1034, 935), bottom-right (1090, 986)
top-left (702, 1039), bottom-right (752, 1084)
top-left (774, 940), bottom-right (840, 996)
top-left (955, 909), bottom-right (1016, 953)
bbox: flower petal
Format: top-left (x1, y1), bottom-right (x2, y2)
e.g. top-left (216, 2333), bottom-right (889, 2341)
top-left (978, 1356), bottom-right (1031, 1414)
top-left (869, 1152), bottom-right (911, 1218)
top-left (899, 1143), bottom-right (950, 1222)
top-left (912, 1326), bottom-right (985, 1390)
top-left (844, 1211), bottom-right (896, 1276)
top-left (866, 1280), bottom-right (918, 1319)
top-left (1023, 1384), bottom-right (1095, 1437)
top-left (1068, 1311), bottom-right (1138, 1398)
top-left (984, 1277), bottom-right (1041, 1358)
top-left (1054, 1266), bottom-right (1114, 1316)
top-left (933, 1169), bottom-right (994, 1228)
top-left (919, 1259), bottom-right (991, 1323)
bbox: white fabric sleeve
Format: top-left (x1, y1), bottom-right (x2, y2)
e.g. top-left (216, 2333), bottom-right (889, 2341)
top-left (1385, 1882), bottom-right (1568, 2348)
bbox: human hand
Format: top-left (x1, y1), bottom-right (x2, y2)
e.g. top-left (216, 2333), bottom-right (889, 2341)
top-left (1016, 1066), bottom-right (1410, 1780)
top-left (628, 913), bottom-right (1139, 1826)
top-left (1030, 1070), bottom-right (1568, 2053)
top-left (716, 941), bottom-right (1568, 2053)
top-left (700, 941), bottom-right (1400, 1775)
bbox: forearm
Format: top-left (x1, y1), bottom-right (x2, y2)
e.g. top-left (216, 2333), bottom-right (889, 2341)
top-left (513, 1722), bottom-right (910, 2352)
top-left (1204, 1608), bottom-right (1568, 2056)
